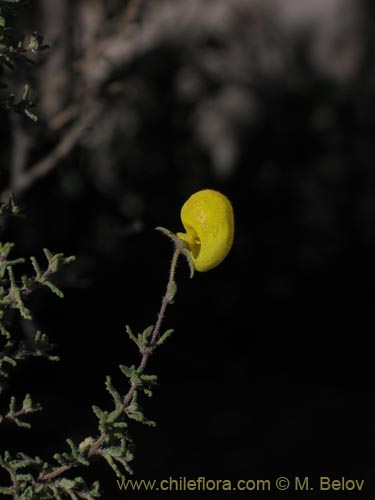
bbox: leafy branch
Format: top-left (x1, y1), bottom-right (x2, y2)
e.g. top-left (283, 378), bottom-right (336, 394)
top-left (0, 232), bottom-right (190, 498)
top-left (0, 244), bottom-right (76, 340)
top-left (0, 199), bottom-right (75, 407)
top-left (0, 194), bottom-right (19, 217)
top-left (0, 394), bottom-right (41, 428)
top-left (0, 0), bottom-right (48, 120)
top-left (0, 450), bottom-right (101, 499)
top-left (0, 330), bottom-right (60, 386)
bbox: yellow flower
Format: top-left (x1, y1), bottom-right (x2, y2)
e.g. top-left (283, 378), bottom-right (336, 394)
top-left (177, 189), bottom-right (234, 272)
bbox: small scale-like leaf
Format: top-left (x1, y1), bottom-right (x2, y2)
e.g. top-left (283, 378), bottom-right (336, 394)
top-left (142, 325), bottom-right (154, 341)
top-left (13, 418), bottom-right (31, 429)
top-left (43, 279), bottom-right (64, 298)
top-left (125, 325), bottom-right (138, 346)
top-left (0, 322), bottom-right (11, 338)
top-left (8, 396), bottom-right (16, 413)
top-left (156, 329), bottom-right (174, 347)
top-left (30, 256), bottom-right (42, 279)
top-left (7, 267), bottom-right (32, 320)
top-left (92, 405), bottom-right (106, 421)
top-left (42, 248), bottom-right (53, 263)
top-left (167, 280), bottom-right (177, 303)
top-left (105, 376), bottom-right (122, 406)
top-left (140, 374), bottom-right (158, 383)
top-left (119, 364), bottom-right (135, 379)
top-left (24, 109), bottom-right (38, 122)
top-left (106, 407), bottom-right (123, 424)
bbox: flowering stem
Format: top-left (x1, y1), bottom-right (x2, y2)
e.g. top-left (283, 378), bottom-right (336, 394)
top-left (39, 244), bottom-right (183, 484)
top-left (150, 244), bottom-right (181, 345)
top-left (125, 244), bottom-right (181, 397)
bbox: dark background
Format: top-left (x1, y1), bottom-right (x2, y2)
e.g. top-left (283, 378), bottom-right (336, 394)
top-left (1, 0), bottom-right (374, 497)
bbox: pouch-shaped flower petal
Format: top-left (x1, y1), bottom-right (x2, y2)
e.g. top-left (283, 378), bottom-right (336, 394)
top-left (177, 189), bottom-right (234, 271)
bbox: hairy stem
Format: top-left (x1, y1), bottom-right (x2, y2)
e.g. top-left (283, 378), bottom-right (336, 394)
top-left (124, 245), bottom-right (181, 406)
top-left (150, 245), bottom-right (180, 345)
top-left (40, 244), bottom-right (182, 483)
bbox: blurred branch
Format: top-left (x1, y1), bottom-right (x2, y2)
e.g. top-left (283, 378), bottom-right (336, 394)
top-left (38, 0), bottom-right (70, 120)
top-left (47, 104), bottom-right (78, 132)
top-left (74, 0), bottom-right (146, 93)
top-left (1, 0), bottom-right (146, 204)
top-left (9, 115), bottom-right (33, 192)
top-left (0, 103), bottom-right (102, 202)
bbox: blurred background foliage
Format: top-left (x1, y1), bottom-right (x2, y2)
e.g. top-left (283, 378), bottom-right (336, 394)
top-left (1, 0), bottom-right (374, 497)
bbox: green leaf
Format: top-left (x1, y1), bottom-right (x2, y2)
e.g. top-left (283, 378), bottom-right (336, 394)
top-left (16, 330), bottom-right (60, 362)
top-left (22, 84), bottom-right (30, 101)
top-left (24, 108), bottom-right (37, 122)
top-left (30, 256), bottom-right (42, 279)
top-left (102, 453), bottom-right (124, 479)
top-left (156, 329), bottom-right (174, 347)
top-left (43, 279), bottom-right (64, 298)
top-left (43, 248), bottom-right (76, 272)
top-left (12, 417), bottom-right (31, 429)
top-left (125, 325), bottom-right (138, 345)
top-left (133, 324), bottom-right (154, 349)
top-left (106, 407), bottom-right (123, 424)
top-left (28, 32), bottom-right (49, 53)
top-left (0, 487), bottom-right (12, 495)
top-left (140, 374), bottom-right (158, 383)
top-left (0, 322), bottom-right (10, 339)
top-left (142, 325), bottom-right (154, 341)
top-left (167, 280), bottom-right (177, 303)
top-left (8, 395), bottom-right (16, 413)
top-left (119, 364), bottom-right (136, 379)
top-left (0, 242), bottom-right (15, 258)
top-left (7, 266), bottom-right (32, 320)
top-left (105, 376), bottom-right (122, 406)
top-left (92, 405), bottom-right (106, 421)
top-left (42, 247), bottom-right (53, 262)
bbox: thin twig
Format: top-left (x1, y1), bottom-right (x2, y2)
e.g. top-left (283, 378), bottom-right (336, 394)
top-left (9, 467), bottom-right (20, 500)
top-left (48, 104), bottom-right (78, 131)
top-left (124, 244), bottom-right (181, 403)
top-left (75, 0), bottom-right (143, 70)
top-left (38, 465), bottom-right (71, 483)
top-left (5, 408), bottom-right (28, 420)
